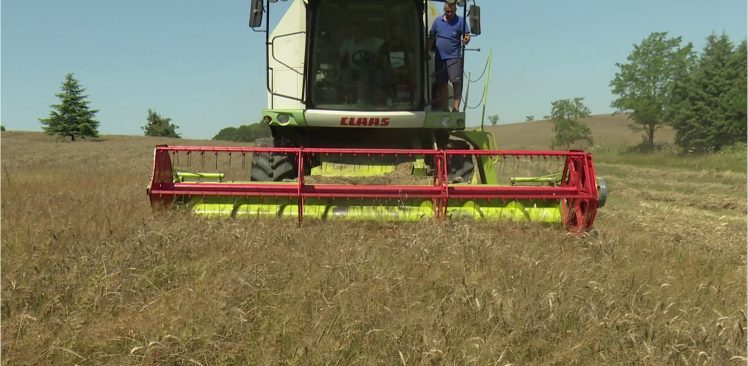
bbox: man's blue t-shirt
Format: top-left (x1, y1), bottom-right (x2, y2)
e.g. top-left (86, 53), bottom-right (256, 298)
top-left (430, 15), bottom-right (470, 60)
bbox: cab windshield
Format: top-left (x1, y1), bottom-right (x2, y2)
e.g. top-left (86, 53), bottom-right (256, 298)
top-left (309, 0), bottom-right (422, 111)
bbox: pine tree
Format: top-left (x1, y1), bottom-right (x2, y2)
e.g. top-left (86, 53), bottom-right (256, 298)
top-left (143, 109), bottom-right (181, 138)
top-left (725, 40), bottom-right (747, 145)
top-left (39, 73), bottom-right (99, 141)
top-left (667, 34), bottom-right (745, 151)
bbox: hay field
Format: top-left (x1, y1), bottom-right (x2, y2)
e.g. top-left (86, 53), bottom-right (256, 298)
top-left (1, 122), bottom-right (745, 365)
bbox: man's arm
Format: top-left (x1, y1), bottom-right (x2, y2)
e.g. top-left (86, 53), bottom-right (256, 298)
top-left (462, 18), bottom-right (471, 45)
top-left (426, 20), bottom-right (437, 55)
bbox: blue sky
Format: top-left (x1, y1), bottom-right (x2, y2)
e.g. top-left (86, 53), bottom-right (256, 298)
top-left (2, 0), bottom-right (746, 139)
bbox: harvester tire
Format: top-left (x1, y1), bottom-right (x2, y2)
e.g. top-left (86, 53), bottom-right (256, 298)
top-left (446, 140), bottom-right (475, 183)
top-left (250, 138), bottom-right (298, 181)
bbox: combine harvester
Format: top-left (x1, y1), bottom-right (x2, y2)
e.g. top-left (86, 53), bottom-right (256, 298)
top-left (148, 0), bottom-right (607, 231)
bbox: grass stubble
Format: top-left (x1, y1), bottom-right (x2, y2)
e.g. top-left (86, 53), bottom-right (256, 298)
top-left (1, 131), bottom-right (745, 365)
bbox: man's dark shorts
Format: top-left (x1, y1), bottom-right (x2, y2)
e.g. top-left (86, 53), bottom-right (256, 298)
top-left (434, 58), bottom-right (463, 84)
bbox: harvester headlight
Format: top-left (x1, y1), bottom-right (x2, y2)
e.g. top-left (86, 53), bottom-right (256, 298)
top-left (457, 119), bottom-right (465, 128)
top-left (262, 115), bottom-right (272, 124)
top-left (441, 117), bottom-right (451, 127)
top-left (277, 113), bottom-right (290, 125)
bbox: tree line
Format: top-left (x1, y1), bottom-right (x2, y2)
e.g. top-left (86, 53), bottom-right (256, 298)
top-left (37, 73), bottom-right (268, 142)
top-left (490, 32), bottom-right (746, 152)
top-left (38, 73), bottom-right (186, 140)
top-left (39, 31), bottom-right (746, 152)
top-left (611, 32), bottom-right (746, 152)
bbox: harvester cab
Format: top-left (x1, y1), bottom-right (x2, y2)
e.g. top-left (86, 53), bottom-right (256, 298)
top-left (251, 0), bottom-right (481, 150)
top-left (147, 0), bottom-right (608, 231)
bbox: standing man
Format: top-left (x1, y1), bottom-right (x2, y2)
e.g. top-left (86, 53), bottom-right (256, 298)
top-left (427, 0), bottom-right (470, 112)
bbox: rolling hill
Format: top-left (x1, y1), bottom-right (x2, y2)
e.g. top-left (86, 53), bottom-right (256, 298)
top-left (486, 114), bottom-right (676, 149)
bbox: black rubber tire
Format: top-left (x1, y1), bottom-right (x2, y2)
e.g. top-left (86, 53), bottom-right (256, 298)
top-left (250, 138), bottom-right (298, 181)
top-left (446, 139), bottom-right (475, 184)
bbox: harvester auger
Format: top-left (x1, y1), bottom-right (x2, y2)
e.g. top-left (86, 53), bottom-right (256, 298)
top-left (147, 0), bottom-right (607, 231)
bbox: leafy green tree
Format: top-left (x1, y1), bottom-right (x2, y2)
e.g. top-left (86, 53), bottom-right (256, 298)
top-left (667, 35), bottom-right (746, 151)
top-left (143, 109), bottom-right (181, 138)
top-left (214, 127), bottom-right (240, 141)
top-left (550, 98), bottom-right (593, 149)
top-left (39, 73), bottom-right (100, 141)
top-left (610, 32), bottom-right (693, 150)
top-left (488, 114), bottom-right (499, 126)
top-left (213, 123), bottom-right (271, 142)
top-left (525, 115), bottom-right (534, 122)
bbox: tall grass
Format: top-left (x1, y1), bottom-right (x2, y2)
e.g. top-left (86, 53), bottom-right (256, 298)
top-left (1, 132), bottom-right (745, 364)
top-left (592, 143), bottom-right (747, 173)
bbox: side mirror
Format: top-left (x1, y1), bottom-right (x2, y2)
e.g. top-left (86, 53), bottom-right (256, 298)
top-left (249, 0), bottom-right (264, 28)
top-left (469, 5), bottom-right (481, 35)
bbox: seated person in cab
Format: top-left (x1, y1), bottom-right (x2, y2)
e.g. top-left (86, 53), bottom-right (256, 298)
top-left (382, 22), bottom-right (416, 106)
top-left (339, 21), bottom-right (385, 105)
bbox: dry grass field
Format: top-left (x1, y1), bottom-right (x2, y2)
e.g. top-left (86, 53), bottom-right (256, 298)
top-left (2, 118), bottom-right (746, 365)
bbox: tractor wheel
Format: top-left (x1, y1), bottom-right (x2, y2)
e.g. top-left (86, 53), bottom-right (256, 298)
top-left (250, 138), bottom-right (298, 181)
top-left (446, 140), bottom-right (475, 183)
